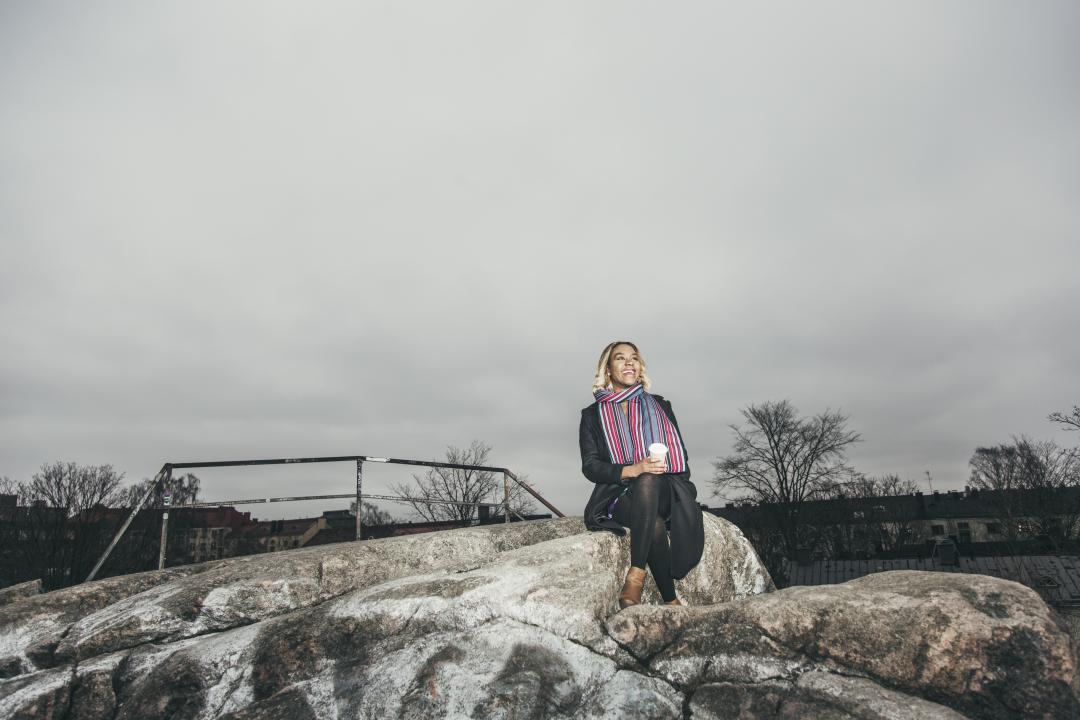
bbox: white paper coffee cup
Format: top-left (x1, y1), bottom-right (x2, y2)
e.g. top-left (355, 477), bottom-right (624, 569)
top-left (648, 443), bottom-right (668, 463)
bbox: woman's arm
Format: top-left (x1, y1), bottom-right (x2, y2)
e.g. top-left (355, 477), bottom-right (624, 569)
top-left (580, 411), bottom-right (625, 485)
top-left (579, 410), bottom-right (662, 484)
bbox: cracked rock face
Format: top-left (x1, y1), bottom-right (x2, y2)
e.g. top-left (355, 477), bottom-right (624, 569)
top-left (2, 515), bottom-right (1076, 719)
top-left (607, 571), bottom-right (1080, 720)
top-left (0, 517), bottom-right (585, 678)
top-left (0, 581), bottom-right (42, 609)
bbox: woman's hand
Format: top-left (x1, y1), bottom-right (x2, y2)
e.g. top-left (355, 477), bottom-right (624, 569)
top-left (620, 457), bottom-right (668, 481)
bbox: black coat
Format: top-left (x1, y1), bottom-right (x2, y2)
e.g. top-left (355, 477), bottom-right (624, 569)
top-left (579, 395), bottom-right (705, 579)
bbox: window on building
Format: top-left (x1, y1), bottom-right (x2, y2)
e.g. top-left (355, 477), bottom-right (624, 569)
top-left (986, 522), bottom-right (1002, 535)
top-left (931, 524), bottom-right (945, 535)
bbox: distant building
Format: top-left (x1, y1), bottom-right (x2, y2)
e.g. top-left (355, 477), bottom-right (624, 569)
top-left (224, 516), bottom-right (327, 557)
top-left (181, 507), bottom-right (254, 563)
top-left (1, 494), bottom-right (556, 588)
top-left (306, 511), bottom-right (556, 546)
top-left (706, 486), bottom-right (1080, 558)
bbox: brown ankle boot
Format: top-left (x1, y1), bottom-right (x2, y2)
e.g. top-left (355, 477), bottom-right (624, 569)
top-left (619, 567), bottom-right (647, 609)
top-left (665, 598), bottom-right (683, 606)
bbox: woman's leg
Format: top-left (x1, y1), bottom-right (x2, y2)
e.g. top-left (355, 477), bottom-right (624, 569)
top-left (647, 515), bottom-right (677, 602)
top-left (612, 473), bottom-right (676, 602)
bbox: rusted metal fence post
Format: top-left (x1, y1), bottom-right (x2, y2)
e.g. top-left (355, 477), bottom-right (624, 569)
top-left (84, 453), bottom-right (566, 585)
top-left (355, 459), bottom-right (364, 541)
top-left (157, 467), bottom-right (173, 569)
top-left (503, 469), bottom-right (564, 518)
top-left (86, 465), bottom-right (169, 582)
top-left (503, 472), bottom-right (510, 523)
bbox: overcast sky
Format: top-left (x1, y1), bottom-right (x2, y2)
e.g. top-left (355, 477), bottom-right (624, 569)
top-left (2, 2), bottom-right (1078, 521)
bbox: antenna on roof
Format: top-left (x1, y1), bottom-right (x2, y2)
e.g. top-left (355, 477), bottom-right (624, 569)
top-left (925, 470), bottom-right (934, 493)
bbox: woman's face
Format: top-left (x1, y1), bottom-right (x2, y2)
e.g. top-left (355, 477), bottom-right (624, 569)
top-left (607, 344), bottom-right (642, 391)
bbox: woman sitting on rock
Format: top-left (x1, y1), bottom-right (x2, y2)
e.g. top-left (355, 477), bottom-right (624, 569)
top-left (580, 341), bottom-right (704, 608)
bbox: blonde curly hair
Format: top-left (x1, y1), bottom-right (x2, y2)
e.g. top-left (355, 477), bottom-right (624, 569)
top-left (591, 341), bottom-right (652, 393)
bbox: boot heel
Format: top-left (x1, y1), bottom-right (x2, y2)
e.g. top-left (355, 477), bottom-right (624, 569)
top-left (618, 567), bottom-right (647, 609)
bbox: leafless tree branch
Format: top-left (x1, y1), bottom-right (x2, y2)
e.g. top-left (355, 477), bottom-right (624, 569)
top-left (1048, 405), bottom-right (1080, 431)
top-left (712, 400), bottom-right (861, 561)
top-left (389, 440), bottom-right (537, 523)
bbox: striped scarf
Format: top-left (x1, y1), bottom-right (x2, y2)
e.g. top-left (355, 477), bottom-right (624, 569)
top-left (593, 384), bottom-right (687, 473)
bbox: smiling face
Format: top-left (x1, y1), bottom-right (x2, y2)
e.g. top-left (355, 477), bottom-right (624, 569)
top-left (606, 343), bottom-right (642, 391)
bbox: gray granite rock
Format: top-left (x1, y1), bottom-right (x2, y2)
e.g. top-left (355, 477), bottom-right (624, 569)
top-left (102, 515), bottom-right (764, 718)
top-left (0, 666), bottom-right (71, 720)
top-left (0, 567), bottom-right (205, 678)
top-left (1, 517), bottom-right (584, 677)
top-left (607, 570), bottom-right (1080, 720)
top-left (0, 581), bottom-right (41, 609)
top-left (688, 673), bottom-right (969, 720)
top-left (5, 514), bottom-right (1076, 720)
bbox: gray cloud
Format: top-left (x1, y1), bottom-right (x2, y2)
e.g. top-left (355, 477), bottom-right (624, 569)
top-left (2, 2), bottom-right (1078, 519)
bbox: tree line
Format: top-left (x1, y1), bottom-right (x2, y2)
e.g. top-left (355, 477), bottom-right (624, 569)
top-left (0, 463), bottom-right (202, 590)
top-left (711, 400), bottom-right (1080, 585)
top-left (1, 442), bottom-right (536, 591)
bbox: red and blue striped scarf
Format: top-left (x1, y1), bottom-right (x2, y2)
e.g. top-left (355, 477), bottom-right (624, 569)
top-left (593, 385), bottom-right (687, 473)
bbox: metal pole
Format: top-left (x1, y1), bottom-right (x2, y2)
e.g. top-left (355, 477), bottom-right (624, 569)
top-left (355, 459), bottom-right (363, 541)
top-left (157, 511), bottom-right (170, 569)
top-left (157, 493), bottom-right (505, 510)
top-left (503, 472), bottom-right (510, 523)
top-left (142, 455), bottom-right (565, 518)
top-left (82, 455), bottom-right (562, 584)
top-left (157, 467), bottom-right (172, 570)
top-left (503, 469), bottom-right (565, 518)
top-left (86, 465), bottom-right (169, 582)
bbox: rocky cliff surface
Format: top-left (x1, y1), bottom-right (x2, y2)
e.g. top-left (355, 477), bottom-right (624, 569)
top-left (1, 515), bottom-right (1076, 719)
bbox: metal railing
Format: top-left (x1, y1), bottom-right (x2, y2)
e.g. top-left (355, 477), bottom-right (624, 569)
top-left (85, 454), bottom-right (564, 583)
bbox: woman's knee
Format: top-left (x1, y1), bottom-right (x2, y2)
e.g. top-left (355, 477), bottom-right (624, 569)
top-left (632, 472), bottom-right (669, 492)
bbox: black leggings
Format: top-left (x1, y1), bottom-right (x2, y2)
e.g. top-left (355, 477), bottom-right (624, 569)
top-left (611, 472), bottom-right (676, 602)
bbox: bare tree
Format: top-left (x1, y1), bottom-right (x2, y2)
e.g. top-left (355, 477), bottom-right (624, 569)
top-left (970, 441), bottom-right (1027, 548)
top-left (103, 472), bottom-right (206, 573)
top-left (1049, 405), bottom-right (1080, 431)
top-left (120, 472), bottom-right (202, 508)
top-left (0, 477), bottom-right (18, 587)
top-left (969, 437), bottom-right (1080, 550)
top-left (390, 441), bottom-right (537, 522)
top-left (349, 500), bottom-right (395, 526)
top-left (24, 461), bottom-right (125, 514)
top-left (817, 474), bottom-right (925, 557)
top-left (712, 400), bottom-right (861, 564)
top-left (13, 462), bottom-right (127, 589)
top-left (1017, 440), bottom-right (1080, 547)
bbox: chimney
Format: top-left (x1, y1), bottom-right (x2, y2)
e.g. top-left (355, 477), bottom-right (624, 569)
top-left (795, 547), bottom-right (812, 567)
top-left (935, 540), bottom-right (959, 566)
